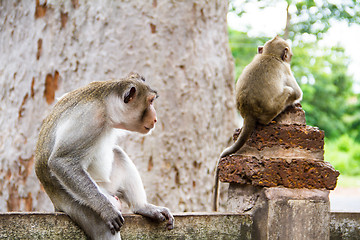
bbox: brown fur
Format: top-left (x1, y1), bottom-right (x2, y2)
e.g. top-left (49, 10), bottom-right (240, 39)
top-left (213, 36), bottom-right (303, 211)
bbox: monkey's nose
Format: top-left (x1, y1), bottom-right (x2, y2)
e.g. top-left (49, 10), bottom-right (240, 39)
top-left (154, 118), bottom-right (157, 123)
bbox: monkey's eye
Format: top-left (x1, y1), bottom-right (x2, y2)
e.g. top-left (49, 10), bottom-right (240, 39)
top-left (149, 95), bottom-right (158, 104)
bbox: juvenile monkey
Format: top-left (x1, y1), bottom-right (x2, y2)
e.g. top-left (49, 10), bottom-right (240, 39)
top-left (213, 36), bottom-right (303, 211)
top-left (35, 73), bottom-right (174, 240)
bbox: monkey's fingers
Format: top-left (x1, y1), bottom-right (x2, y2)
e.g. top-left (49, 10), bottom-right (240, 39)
top-left (107, 221), bottom-right (117, 235)
top-left (118, 212), bottom-right (125, 225)
top-left (149, 209), bottom-right (166, 222)
top-left (160, 208), bottom-right (174, 230)
top-left (107, 212), bottom-right (124, 235)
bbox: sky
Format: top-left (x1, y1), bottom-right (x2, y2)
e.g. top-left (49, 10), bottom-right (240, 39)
top-left (227, 2), bottom-right (360, 92)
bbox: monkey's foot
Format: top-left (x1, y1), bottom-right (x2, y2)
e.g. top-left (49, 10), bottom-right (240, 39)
top-left (135, 204), bottom-right (174, 230)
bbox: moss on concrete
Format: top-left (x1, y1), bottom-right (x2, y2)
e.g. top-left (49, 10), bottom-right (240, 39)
top-left (0, 212), bottom-right (253, 240)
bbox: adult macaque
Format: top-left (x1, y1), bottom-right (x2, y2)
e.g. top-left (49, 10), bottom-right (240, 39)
top-left (35, 73), bottom-right (174, 240)
top-left (213, 36), bottom-right (303, 211)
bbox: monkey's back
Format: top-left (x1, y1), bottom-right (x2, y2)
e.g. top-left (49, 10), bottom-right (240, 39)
top-left (236, 55), bottom-right (289, 120)
top-left (34, 83), bottom-right (109, 195)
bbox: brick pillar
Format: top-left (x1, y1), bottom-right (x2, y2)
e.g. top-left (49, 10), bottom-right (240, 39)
top-left (218, 104), bottom-right (339, 240)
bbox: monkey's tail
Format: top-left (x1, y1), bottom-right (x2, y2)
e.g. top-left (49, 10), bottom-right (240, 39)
top-left (213, 166), bottom-right (220, 211)
top-left (213, 117), bottom-right (256, 211)
top-left (220, 117), bottom-right (256, 158)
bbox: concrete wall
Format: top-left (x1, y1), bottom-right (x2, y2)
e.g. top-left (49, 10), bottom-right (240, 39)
top-left (330, 212), bottom-right (360, 240)
top-left (0, 212), bottom-right (358, 239)
top-left (0, 0), bottom-right (235, 213)
top-left (0, 212), bottom-right (253, 240)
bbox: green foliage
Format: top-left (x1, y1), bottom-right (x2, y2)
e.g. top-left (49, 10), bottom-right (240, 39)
top-left (229, 0), bottom-right (360, 40)
top-left (292, 0), bottom-right (360, 39)
top-left (336, 175), bottom-right (360, 187)
top-left (325, 136), bottom-right (360, 176)
top-left (291, 42), bottom-right (355, 139)
top-left (228, 29), bottom-right (358, 140)
top-left (344, 98), bottom-right (360, 142)
top-left (228, 0), bottom-right (360, 180)
top-left (228, 30), bottom-right (268, 79)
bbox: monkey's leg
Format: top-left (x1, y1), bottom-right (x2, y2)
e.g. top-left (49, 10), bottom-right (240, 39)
top-left (286, 78), bottom-right (303, 102)
top-left (108, 146), bottom-right (175, 230)
top-left (55, 190), bottom-right (122, 240)
top-left (261, 86), bottom-right (295, 124)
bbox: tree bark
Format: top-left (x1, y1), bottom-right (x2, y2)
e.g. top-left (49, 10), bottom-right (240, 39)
top-left (284, 3), bottom-right (291, 40)
top-left (0, 0), bottom-right (235, 212)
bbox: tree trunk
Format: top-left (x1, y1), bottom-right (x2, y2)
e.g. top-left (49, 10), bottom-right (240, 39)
top-left (0, 0), bottom-right (235, 212)
top-left (284, 3), bottom-right (291, 40)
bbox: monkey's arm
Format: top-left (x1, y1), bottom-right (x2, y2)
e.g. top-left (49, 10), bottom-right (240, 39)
top-left (48, 106), bottom-right (124, 234)
top-left (107, 146), bottom-right (174, 230)
top-left (284, 67), bottom-right (303, 102)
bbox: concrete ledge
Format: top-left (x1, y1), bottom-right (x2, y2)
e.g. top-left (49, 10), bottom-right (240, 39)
top-left (1, 212), bottom-right (358, 239)
top-left (330, 212), bottom-right (360, 240)
top-left (0, 212), bottom-right (86, 240)
top-left (0, 212), bottom-right (253, 240)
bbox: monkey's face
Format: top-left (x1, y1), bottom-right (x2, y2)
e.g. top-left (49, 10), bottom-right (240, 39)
top-left (139, 95), bottom-right (158, 134)
top-left (106, 84), bottom-right (158, 134)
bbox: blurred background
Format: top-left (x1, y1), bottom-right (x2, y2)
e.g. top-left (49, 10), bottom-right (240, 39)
top-left (228, 0), bottom-right (360, 212)
top-left (0, 0), bottom-right (359, 213)
top-left (0, 0), bottom-right (236, 213)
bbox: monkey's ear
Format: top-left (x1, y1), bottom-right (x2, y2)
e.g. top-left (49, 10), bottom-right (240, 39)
top-left (124, 87), bottom-right (136, 103)
top-left (282, 47), bottom-right (290, 61)
top-left (258, 46), bottom-right (263, 54)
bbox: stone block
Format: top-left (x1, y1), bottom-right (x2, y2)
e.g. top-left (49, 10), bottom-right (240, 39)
top-left (218, 104), bottom-right (339, 190)
top-left (220, 104), bottom-right (338, 239)
top-left (227, 184), bottom-right (330, 240)
top-left (218, 155), bottom-right (339, 190)
top-left (330, 212), bottom-right (360, 239)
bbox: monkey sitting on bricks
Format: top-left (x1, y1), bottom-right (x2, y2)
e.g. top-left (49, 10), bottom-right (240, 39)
top-left (213, 36), bottom-right (303, 211)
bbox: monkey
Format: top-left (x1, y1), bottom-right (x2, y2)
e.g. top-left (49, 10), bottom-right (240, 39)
top-left (35, 72), bottom-right (174, 240)
top-left (221, 36), bottom-right (303, 157)
top-left (213, 36), bottom-right (303, 211)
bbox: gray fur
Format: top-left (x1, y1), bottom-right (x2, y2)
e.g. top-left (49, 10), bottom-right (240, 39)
top-left (35, 73), bottom-right (174, 240)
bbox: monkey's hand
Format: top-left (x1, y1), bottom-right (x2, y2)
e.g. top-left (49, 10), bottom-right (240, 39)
top-left (101, 206), bottom-right (125, 235)
top-left (135, 204), bottom-right (174, 230)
